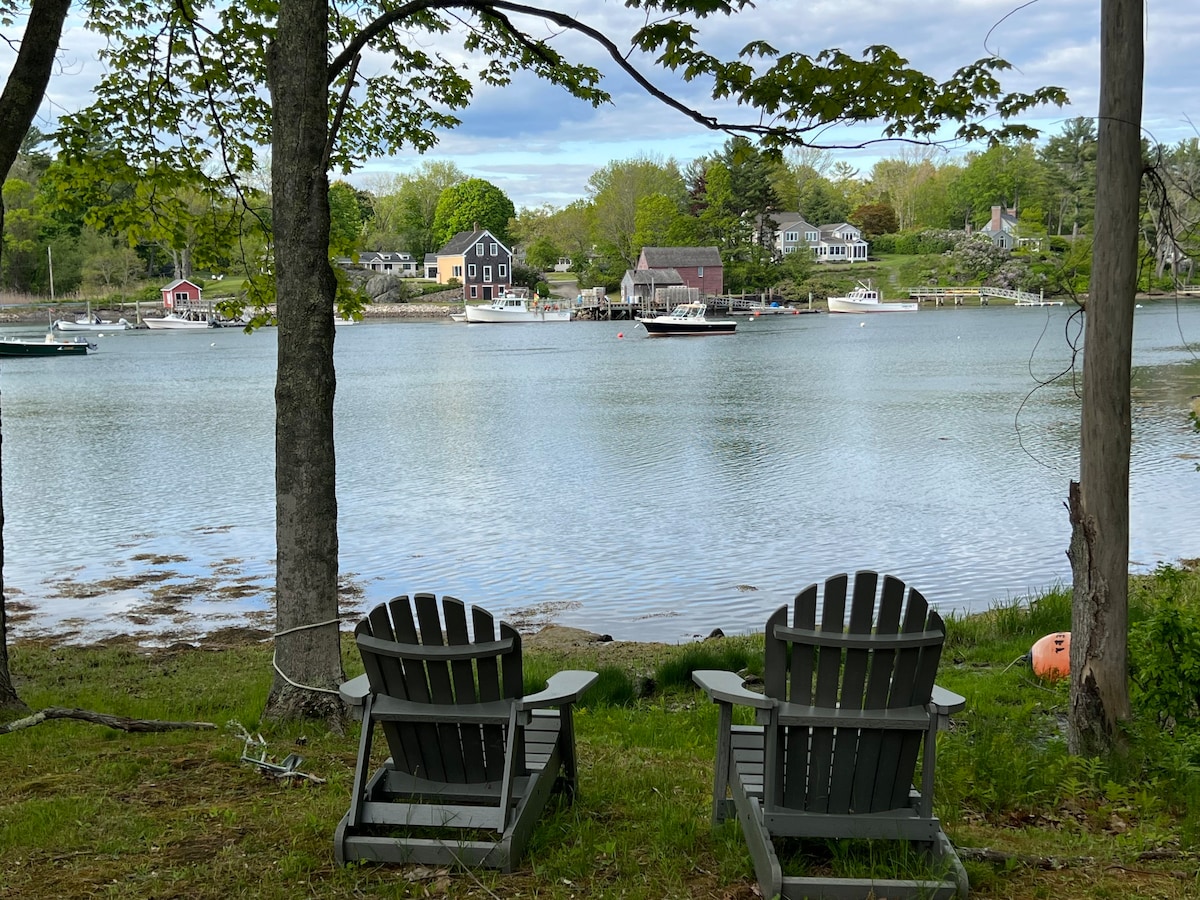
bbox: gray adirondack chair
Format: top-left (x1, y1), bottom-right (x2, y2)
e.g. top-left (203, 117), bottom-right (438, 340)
top-left (693, 571), bottom-right (968, 899)
top-left (334, 593), bottom-right (597, 870)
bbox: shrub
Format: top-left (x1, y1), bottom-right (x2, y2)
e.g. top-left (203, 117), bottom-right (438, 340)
top-left (1130, 564), bottom-right (1200, 732)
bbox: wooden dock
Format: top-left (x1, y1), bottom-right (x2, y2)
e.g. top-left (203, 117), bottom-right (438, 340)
top-left (909, 286), bottom-right (1055, 306)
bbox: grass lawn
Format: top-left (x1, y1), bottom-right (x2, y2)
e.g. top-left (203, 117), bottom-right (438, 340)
top-left (3, 571), bottom-right (1200, 898)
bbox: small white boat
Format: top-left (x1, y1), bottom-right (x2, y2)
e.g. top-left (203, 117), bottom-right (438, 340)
top-left (143, 309), bottom-right (217, 329)
top-left (637, 303), bottom-right (736, 336)
top-left (52, 312), bottom-right (130, 332)
top-left (144, 302), bottom-right (245, 329)
top-left (827, 282), bottom-right (917, 314)
top-left (463, 291), bottom-right (572, 323)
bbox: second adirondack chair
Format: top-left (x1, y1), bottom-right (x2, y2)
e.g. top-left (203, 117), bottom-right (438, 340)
top-left (335, 593), bottom-right (597, 870)
top-left (694, 570), bottom-right (969, 899)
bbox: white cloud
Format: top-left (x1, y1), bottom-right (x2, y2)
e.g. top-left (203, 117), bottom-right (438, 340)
top-left (4, 2), bottom-right (1198, 208)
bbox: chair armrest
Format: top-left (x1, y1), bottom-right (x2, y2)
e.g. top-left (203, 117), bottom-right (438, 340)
top-left (930, 684), bottom-right (966, 716)
top-left (519, 670), bottom-right (599, 709)
top-left (340, 673), bottom-right (370, 709)
top-left (692, 669), bottom-right (774, 710)
top-left (929, 684), bottom-right (966, 732)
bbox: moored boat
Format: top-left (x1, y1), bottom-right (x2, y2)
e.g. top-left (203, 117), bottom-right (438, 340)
top-left (463, 291), bottom-right (572, 323)
top-left (0, 335), bottom-right (95, 357)
top-left (52, 312), bottom-right (130, 332)
top-left (827, 282), bottom-right (918, 314)
top-left (143, 310), bottom-right (216, 330)
top-left (636, 302), bottom-right (736, 336)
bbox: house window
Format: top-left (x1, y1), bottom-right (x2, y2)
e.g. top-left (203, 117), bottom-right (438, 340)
top-left (483, 265), bottom-right (492, 282)
top-left (468, 264), bottom-right (476, 277)
top-left (475, 242), bottom-right (484, 255)
top-left (498, 264), bottom-right (507, 278)
top-left (784, 230), bottom-right (799, 243)
top-left (697, 266), bottom-right (704, 277)
top-left (783, 245), bottom-right (795, 254)
top-left (805, 231), bottom-right (818, 242)
top-left (452, 265), bottom-right (463, 278)
top-left (470, 285), bottom-right (478, 298)
top-left (489, 243), bottom-right (498, 255)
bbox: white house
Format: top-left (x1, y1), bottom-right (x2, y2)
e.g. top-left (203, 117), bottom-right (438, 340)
top-left (813, 223), bottom-right (870, 263)
top-left (358, 250), bottom-right (421, 277)
top-left (768, 213), bottom-right (869, 262)
top-left (772, 213), bottom-right (821, 256)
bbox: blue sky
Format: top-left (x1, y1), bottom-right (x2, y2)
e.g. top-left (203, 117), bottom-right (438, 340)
top-left (20, 1), bottom-right (1200, 210)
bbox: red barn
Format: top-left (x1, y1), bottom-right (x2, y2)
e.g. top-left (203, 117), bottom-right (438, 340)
top-left (161, 278), bottom-right (202, 309)
top-left (636, 247), bottom-right (724, 296)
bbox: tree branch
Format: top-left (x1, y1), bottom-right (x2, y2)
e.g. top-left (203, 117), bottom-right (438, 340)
top-left (324, 53), bottom-right (361, 171)
top-left (2, 707), bottom-right (217, 734)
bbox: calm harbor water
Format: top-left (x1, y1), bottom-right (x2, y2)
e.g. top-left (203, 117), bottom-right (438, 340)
top-left (3, 303), bottom-right (1200, 644)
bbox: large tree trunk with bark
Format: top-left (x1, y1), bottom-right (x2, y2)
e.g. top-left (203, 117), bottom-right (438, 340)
top-left (0, 0), bottom-right (72, 714)
top-left (263, 0), bottom-right (346, 722)
top-left (1067, 0), bottom-right (1143, 756)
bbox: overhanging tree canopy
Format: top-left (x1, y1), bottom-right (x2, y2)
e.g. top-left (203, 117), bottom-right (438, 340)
top-left (59, 0), bottom-right (1066, 721)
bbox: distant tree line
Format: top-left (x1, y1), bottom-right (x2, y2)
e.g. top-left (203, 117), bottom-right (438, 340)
top-left (4, 120), bottom-right (1198, 300)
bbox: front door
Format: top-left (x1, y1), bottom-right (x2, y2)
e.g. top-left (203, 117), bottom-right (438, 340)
top-left (483, 285), bottom-right (493, 301)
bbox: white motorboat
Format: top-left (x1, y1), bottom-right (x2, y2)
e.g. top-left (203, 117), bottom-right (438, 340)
top-left (143, 309), bottom-right (217, 329)
top-left (52, 312), bottom-right (130, 332)
top-left (463, 291), bottom-right (572, 323)
top-left (827, 282), bottom-right (918, 314)
top-left (637, 303), bottom-right (736, 336)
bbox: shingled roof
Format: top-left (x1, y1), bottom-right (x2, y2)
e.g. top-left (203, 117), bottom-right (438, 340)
top-left (437, 229), bottom-right (510, 256)
top-left (625, 268), bottom-right (684, 286)
top-left (639, 246), bottom-right (723, 269)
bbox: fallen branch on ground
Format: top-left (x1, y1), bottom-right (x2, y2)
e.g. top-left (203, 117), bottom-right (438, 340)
top-left (960, 846), bottom-right (1194, 873)
top-left (1, 707), bottom-right (217, 734)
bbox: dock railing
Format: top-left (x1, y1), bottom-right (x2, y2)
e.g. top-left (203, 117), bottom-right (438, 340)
top-left (909, 286), bottom-right (1054, 306)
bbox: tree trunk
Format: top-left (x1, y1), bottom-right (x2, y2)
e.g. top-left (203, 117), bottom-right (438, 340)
top-left (0, 0), bottom-right (72, 714)
top-left (1067, 0), bottom-right (1143, 756)
top-left (262, 0), bottom-right (346, 722)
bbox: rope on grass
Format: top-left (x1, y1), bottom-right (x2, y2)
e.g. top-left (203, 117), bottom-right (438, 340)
top-left (272, 617), bottom-right (345, 696)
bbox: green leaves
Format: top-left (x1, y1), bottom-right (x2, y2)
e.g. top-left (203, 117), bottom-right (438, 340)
top-left (74, 0), bottom-right (1070, 175)
top-left (431, 177), bottom-right (516, 248)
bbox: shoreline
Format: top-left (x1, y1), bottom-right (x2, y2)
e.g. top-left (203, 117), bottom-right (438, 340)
top-left (7, 292), bottom-right (1195, 327)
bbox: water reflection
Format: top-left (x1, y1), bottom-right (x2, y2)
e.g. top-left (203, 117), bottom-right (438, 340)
top-left (2, 303), bottom-right (1199, 644)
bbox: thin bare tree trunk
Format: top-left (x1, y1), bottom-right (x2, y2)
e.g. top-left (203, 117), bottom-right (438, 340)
top-left (0, 0), bottom-right (72, 713)
top-left (1067, 0), bottom-right (1142, 756)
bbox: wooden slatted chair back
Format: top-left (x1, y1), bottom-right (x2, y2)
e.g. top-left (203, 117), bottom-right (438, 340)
top-left (764, 571), bottom-right (945, 815)
top-left (356, 593), bottom-right (525, 785)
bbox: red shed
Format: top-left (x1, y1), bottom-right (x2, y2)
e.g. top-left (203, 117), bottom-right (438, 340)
top-left (161, 278), bottom-right (202, 309)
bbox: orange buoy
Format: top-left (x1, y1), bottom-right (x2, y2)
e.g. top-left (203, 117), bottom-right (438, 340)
top-left (1029, 632), bottom-right (1071, 680)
